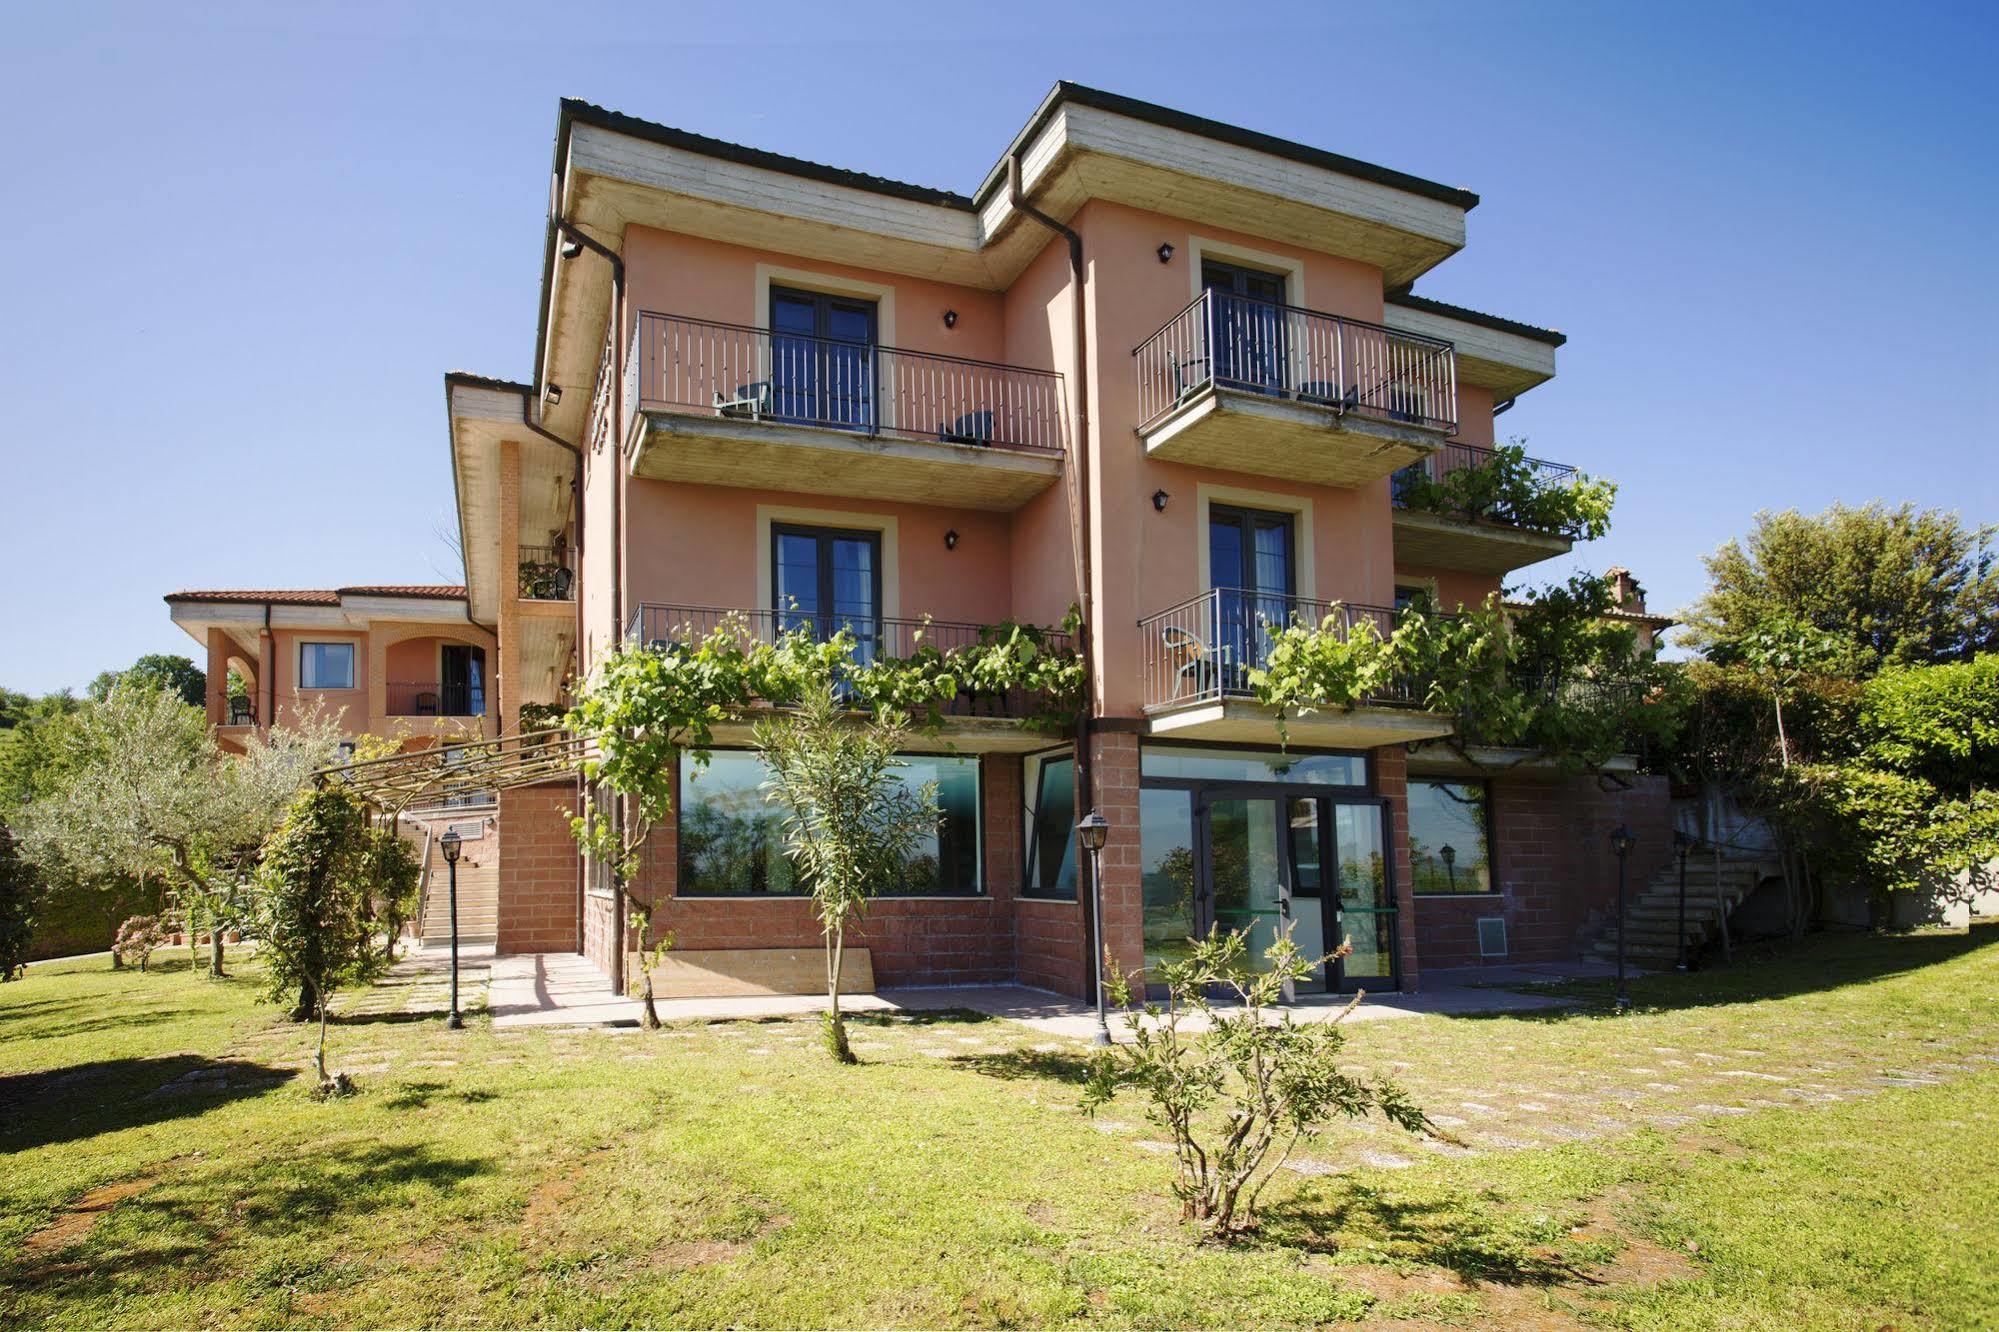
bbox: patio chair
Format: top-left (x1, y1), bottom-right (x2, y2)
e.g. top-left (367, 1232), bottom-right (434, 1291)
top-left (227, 699), bottom-right (253, 726)
top-left (1168, 354), bottom-right (1211, 405)
top-left (940, 409), bottom-right (995, 446)
top-left (714, 380), bottom-right (774, 420)
top-left (413, 691), bottom-right (440, 717)
top-left (1297, 379), bottom-right (1357, 409)
top-left (1160, 624), bottom-right (1230, 700)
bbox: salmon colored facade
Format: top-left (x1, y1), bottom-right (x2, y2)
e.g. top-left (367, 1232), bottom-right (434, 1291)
top-left (164, 587), bottom-right (498, 754)
top-left (417, 83), bottom-right (1675, 996)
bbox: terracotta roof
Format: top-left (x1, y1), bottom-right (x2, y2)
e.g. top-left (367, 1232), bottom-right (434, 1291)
top-left (166, 586), bottom-right (465, 606)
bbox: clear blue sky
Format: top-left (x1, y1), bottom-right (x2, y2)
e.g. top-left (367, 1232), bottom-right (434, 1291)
top-left (4, 0), bottom-right (1993, 694)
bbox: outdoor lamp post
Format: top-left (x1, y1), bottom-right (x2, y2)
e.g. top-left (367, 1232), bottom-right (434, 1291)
top-left (1609, 825), bottom-right (1635, 1012)
top-left (439, 828), bottom-right (464, 1030)
top-left (1439, 843), bottom-right (1457, 893)
top-left (1673, 830), bottom-right (1694, 972)
top-left (1077, 810), bottom-right (1112, 1047)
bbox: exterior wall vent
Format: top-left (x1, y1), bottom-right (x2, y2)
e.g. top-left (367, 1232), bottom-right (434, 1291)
top-left (1476, 916), bottom-right (1508, 959)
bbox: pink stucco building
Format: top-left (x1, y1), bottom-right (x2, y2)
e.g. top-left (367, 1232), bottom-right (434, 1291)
top-left (191, 85), bottom-right (1678, 995)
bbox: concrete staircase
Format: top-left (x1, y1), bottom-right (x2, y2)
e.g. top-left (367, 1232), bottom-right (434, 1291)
top-left (417, 824), bottom-right (500, 947)
top-left (1584, 855), bottom-right (1779, 968)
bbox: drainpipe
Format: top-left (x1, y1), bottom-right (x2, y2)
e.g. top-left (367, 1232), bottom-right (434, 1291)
top-left (1009, 152), bottom-right (1100, 983)
top-left (261, 601), bottom-right (275, 734)
top-left (517, 395), bottom-right (588, 956)
top-left (552, 213), bottom-right (628, 994)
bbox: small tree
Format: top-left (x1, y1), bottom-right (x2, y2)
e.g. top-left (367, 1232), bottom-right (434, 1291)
top-left (627, 901), bottom-right (675, 1030)
top-left (362, 827), bottom-right (422, 963)
top-left (754, 687), bottom-right (938, 1062)
top-left (0, 823), bottom-right (35, 981)
top-left (254, 787), bottom-right (378, 1094)
top-left (1084, 928), bottom-right (1430, 1239)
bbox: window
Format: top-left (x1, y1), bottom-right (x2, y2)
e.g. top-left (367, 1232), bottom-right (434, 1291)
top-left (773, 523), bottom-right (882, 663)
top-left (1201, 260), bottom-right (1288, 394)
top-left (1393, 583), bottom-right (1434, 614)
top-left (1408, 779), bottom-right (1494, 895)
top-left (1023, 750), bottom-right (1078, 900)
top-left (299, 642), bottom-right (355, 690)
top-left (1140, 744), bottom-right (1367, 788)
top-left (679, 750), bottom-right (983, 896)
top-left (440, 644), bottom-right (486, 716)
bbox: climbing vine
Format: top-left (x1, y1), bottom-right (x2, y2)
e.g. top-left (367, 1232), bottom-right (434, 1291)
top-left (1249, 578), bottom-right (1681, 774)
top-left (565, 608), bottom-right (1086, 876)
top-left (1396, 442), bottom-right (1617, 541)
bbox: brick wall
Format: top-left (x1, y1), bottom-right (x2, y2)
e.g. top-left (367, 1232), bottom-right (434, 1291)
top-left (496, 782), bottom-right (581, 954)
top-left (1089, 731), bottom-right (1145, 984)
top-left (1373, 747), bottom-right (1422, 992)
top-left (1409, 768), bottom-right (1673, 972)
top-left (621, 753), bottom-right (1027, 988)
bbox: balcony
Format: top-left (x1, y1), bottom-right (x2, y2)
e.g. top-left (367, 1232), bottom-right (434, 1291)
top-left (1132, 292), bottom-right (1455, 487)
top-left (1136, 588), bottom-right (1454, 747)
top-left (1390, 442), bottom-right (1582, 575)
top-left (622, 313), bottom-right (1065, 512)
top-left (517, 544), bottom-right (575, 601)
top-left (625, 603), bottom-right (1078, 752)
top-left (386, 681), bottom-right (485, 719)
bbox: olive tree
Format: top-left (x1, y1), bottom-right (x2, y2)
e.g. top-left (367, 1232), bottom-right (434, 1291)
top-left (16, 687), bottom-right (343, 975)
top-left (754, 687), bottom-right (937, 1063)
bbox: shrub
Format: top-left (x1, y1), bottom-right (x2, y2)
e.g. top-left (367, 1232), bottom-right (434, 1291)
top-left (0, 824), bottom-right (37, 980)
top-left (113, 914), bottom-right (169, 972)
top-left (1084, 927), bottom-right (1430, 1239)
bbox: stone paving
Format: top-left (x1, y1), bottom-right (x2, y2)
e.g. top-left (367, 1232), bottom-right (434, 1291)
top-left (332, 942), bottom-right (494, 1020)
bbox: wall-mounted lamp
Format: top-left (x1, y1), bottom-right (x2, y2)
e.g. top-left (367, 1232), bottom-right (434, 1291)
top-left (944, 529), bottom-right (959, 550)
top-left (1156, 243), bottom-right (1175, 264)
top-left (943, 309), bottom-right (959, 329)
top-left (560, 240), bottom-right (583, 260)
top-left (543, 383), bottom-right (563, 405)
top-left (1151, 489), bottom-right (1170, 512)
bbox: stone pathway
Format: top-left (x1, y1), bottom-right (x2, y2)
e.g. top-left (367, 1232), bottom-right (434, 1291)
top-left (334, 942), bottom-right (494, 1020)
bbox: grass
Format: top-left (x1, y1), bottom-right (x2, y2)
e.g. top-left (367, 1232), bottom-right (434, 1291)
top-left (1, 930), bottom-right (1995, 1329)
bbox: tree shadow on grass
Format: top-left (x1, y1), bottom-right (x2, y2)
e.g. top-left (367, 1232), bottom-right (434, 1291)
top-left (850, 1007), bottom-right (996, 1028)
top-left (3, 1008), bottom-right (188, 1043)
top-left (380, 1081), bottom-right (500, 1110)
top-left (1463, 926), bottom-right (1999, 1024)
top-left (949, 1047), bottom-right (1096, 1085)
top-left (4, 1140), bottom-right (490, 1297)
top-left (1254, 1181), bottom-right (1583, 1288)
top-left (0, 1056), bottom-right (295, 1153)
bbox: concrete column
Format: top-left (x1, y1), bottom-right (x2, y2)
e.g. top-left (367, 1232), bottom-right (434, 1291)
top-left (498, 439), bottom-right (523, 736)
top-left (204, 628), bottom-right (231, 727)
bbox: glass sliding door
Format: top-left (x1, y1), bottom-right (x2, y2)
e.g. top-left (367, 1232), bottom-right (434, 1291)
top-left (1140, 787), bottom-right (1198, 977)
top-left (1209, 504), bottom-right (1295, 690)
top-left (1329, 801), bottom-right (1396, 989)
top-left (1202, 260), bottom-right (1288, 395)
top-left (1202, 796), bottom-right (1286, 976)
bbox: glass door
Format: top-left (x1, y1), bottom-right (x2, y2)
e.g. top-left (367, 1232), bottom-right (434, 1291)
top-left (1328, 800), bottom-right (1397, 990)
top-left (1209, 504), bottom-right (1295, 691)
top-left (1202, 260), bottom-right (1288, 395)
top-left (1201, 795), bottom-right (1287, 977)
top-left (772, 524), bottom-right (882, 665)
top-left (770, 286), bottom-right (877, 430)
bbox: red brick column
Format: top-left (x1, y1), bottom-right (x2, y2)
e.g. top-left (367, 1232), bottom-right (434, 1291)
top-left (1089, 731), bottom-right (1144, 991)
top-left (496, 782), bottom-right (582, 954)
top-left (1372, 746), bottom-right (1420, 992)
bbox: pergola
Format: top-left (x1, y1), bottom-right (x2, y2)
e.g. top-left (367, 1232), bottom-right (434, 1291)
top-left (315, 729), bottom-right (592, 816)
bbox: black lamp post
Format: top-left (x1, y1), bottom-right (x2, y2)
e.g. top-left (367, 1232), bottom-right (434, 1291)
top-left (1609, 825), bottom-right (1635, 1012)
top-left (1673, 829), bottom-right (1693, 972)
top-left (1439, 843), bottom-right (1457, 893)
top-left (1077, 810), bottom-right (1112, 1047)
top-left (439, 829), bottom-right (464, 1030)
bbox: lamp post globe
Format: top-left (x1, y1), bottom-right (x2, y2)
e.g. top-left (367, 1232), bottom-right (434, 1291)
top-left (439, 829), bottom-right (464, 1030)
top-left (1076, 811), bottom-right (1113, 1046)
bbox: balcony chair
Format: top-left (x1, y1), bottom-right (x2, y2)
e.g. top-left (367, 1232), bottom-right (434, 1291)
top-left (1296, 380), bottom-right (1358, 410)
top-left (549, 566), bottom-right (574, 599)
top-left (413, 692), bottom-right (440, 717)
top-left (714, 380), bottom-right (774, 420)
top-left (227, 700), bottom-right (254, 726)
top-left (1168, 354), bottom-right (1211, 406)
top-left (940, 409), bottom-right (995, 446)
top-left (1160, 625), bottom-right (1231, 700)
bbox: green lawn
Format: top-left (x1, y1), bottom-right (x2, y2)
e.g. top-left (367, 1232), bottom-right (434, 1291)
top-left (2, 931), bottom-right (1996, 1329)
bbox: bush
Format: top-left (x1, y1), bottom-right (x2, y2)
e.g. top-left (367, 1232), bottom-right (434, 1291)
top-left (113, 914), bottom-right (169, 972)
top-left (1084, 928), bottom-right (1430, 1238)
top-left (0, 824), bottom-right (36, 980)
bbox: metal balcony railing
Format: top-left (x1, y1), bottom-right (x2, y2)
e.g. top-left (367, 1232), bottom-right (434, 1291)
top-left (387, 681), bottom-right (485, 718)
top-left (625, 603), bottom-right (1075, 720)
top-left (625, 312), bottom-right (1067, 455)
top-left (1138, 589), bottom-right (1417, 711)
top-left (1133, 290), bottom-right (1457, 434)
top-left (517, 544), bottom-right (575, 601)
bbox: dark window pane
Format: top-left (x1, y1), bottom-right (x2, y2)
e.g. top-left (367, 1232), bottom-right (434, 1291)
top-left (1408, 779), bottom-right (1494, 895)
top-left (1025, 754), bottom-right (1077, 900)
top-left (1209, 511), bottom-right (1244, 589)
top-left (1140, 787), bottom-right (1197, 973)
